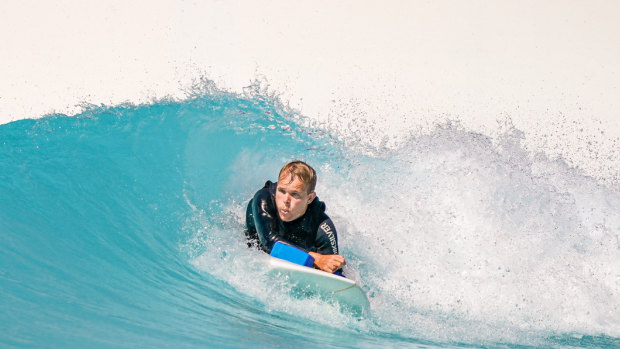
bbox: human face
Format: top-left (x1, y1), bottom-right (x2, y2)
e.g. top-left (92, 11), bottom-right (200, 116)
top-left (275, 174), bottom-right (316, 222)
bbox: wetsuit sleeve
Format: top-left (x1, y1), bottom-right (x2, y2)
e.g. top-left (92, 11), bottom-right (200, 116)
top-left (314, 218), bottom-right (339, 255)
top-left (250, 187), bottom-right (292, 253)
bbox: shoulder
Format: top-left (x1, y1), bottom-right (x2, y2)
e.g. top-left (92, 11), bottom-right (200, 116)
top-left (307, 196), bottom-right (329, 221)
top-left (308, 195), bottom-right (326, 214)
top-left (250, 181), bottom-right (278, 215)
top-left (302, 197), bottom-right (332, 230)
top-left (253, 180), bottom-right (277, 199)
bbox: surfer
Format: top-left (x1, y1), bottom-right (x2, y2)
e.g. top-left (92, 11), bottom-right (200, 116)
top-left (244, 161), bottom-right (346, 273)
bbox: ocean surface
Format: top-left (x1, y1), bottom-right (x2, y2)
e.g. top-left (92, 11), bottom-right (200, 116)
top-left (1, 86), bottom-right (619, 348)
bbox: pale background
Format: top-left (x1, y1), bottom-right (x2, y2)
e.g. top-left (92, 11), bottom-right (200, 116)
top-left (1, 0), bottom-right (618, 182)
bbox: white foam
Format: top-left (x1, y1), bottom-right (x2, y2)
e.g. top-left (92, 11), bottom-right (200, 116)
top-left (318, 124), bottom-right (620, 341)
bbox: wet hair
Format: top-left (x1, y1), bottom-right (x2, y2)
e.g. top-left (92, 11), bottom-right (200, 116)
top-left (278, 160), bottom-right (317, 194)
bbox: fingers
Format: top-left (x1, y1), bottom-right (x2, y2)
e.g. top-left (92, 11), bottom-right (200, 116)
top-left (328, 255), bottom-right (345, 272)
top-left (315, 254), bottom-right (346, 273)
top-left (332, 255), bottom-right (345, 267)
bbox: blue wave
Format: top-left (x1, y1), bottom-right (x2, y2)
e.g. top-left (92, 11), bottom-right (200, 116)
top-left (1, 90), bottom-right (618, 348)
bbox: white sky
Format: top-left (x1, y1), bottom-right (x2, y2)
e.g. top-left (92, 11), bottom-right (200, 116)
top-left (1, 0), bottom-right (618, 181)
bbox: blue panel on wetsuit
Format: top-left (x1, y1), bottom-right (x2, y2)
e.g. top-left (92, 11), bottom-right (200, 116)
top-left (270, 242), bottom-right (315, 267)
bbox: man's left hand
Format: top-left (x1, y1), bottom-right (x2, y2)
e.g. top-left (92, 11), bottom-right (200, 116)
top-left (308, 252), bottom-right (346, 273)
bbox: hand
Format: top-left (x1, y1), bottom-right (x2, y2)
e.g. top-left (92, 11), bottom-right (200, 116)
top-left (308, 252), bottom-right (346, 273)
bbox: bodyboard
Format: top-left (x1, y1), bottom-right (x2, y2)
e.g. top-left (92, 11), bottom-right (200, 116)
top-left (267, 256), bottom-right (370, 315)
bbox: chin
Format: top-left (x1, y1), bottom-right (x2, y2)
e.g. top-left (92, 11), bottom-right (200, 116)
top-left (279, 213), bottom-right (297, 222)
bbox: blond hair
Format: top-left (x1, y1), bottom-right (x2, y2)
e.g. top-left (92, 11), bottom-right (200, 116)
top-left (278, 161), bottom-right (317, 194)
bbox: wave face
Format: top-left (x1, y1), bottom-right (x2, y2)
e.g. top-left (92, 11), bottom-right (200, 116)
top-left (1, 88), bottom-right (619, 348)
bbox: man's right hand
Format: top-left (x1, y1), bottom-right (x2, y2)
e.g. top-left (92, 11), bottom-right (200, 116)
top-left (308, 252), bottom-right (346, 273)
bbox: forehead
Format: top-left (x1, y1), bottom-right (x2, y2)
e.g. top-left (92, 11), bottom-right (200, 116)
top-left (277, 174), bottom-right (308, 192)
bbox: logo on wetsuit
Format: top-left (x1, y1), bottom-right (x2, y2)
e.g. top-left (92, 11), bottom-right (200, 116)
top-left (320, 221), bottom-right (338, 254)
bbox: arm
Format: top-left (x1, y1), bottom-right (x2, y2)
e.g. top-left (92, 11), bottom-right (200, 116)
top-left (309, 219), bottom-right (346, 273)
top-left (250, 187), bottom-right (292, 253)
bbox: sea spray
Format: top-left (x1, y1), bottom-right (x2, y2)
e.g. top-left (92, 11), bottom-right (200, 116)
top-left (319, 120), bottom-right (620, 342)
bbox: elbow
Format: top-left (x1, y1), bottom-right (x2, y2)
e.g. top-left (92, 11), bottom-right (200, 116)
top-left (258, 234), bottom-right (279, 254)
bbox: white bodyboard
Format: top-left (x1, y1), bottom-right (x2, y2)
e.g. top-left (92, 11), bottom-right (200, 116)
top-left (267, 257), bottom-right (370, 315)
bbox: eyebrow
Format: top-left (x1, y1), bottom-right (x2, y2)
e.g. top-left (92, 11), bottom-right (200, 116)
top-left (278, 186), bottom-right (301, 195)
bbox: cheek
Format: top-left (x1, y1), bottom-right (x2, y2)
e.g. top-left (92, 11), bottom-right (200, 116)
top-left (290, 198), bottom-right (303, 209)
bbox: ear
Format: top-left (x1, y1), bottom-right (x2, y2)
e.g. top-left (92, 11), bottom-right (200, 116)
top-left (307, 192), bottom-right (316, 204)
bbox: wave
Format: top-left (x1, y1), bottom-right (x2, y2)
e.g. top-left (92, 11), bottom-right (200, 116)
top-left (1, 85), bottom-right (618, 348)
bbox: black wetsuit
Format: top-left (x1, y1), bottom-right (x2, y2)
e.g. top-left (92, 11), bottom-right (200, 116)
top-left (244, 181), bottom-right (339, 256)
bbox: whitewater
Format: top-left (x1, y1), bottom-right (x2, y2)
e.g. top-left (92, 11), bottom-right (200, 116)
top-left (1, 1), bottom-right (619, 348)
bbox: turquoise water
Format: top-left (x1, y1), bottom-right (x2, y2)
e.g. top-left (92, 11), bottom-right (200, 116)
top-left (1, 88), bottom-right (619, 348)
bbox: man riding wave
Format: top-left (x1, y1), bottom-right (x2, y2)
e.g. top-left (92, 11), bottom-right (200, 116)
top-left (244, 161), bottom-right (345, 274)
